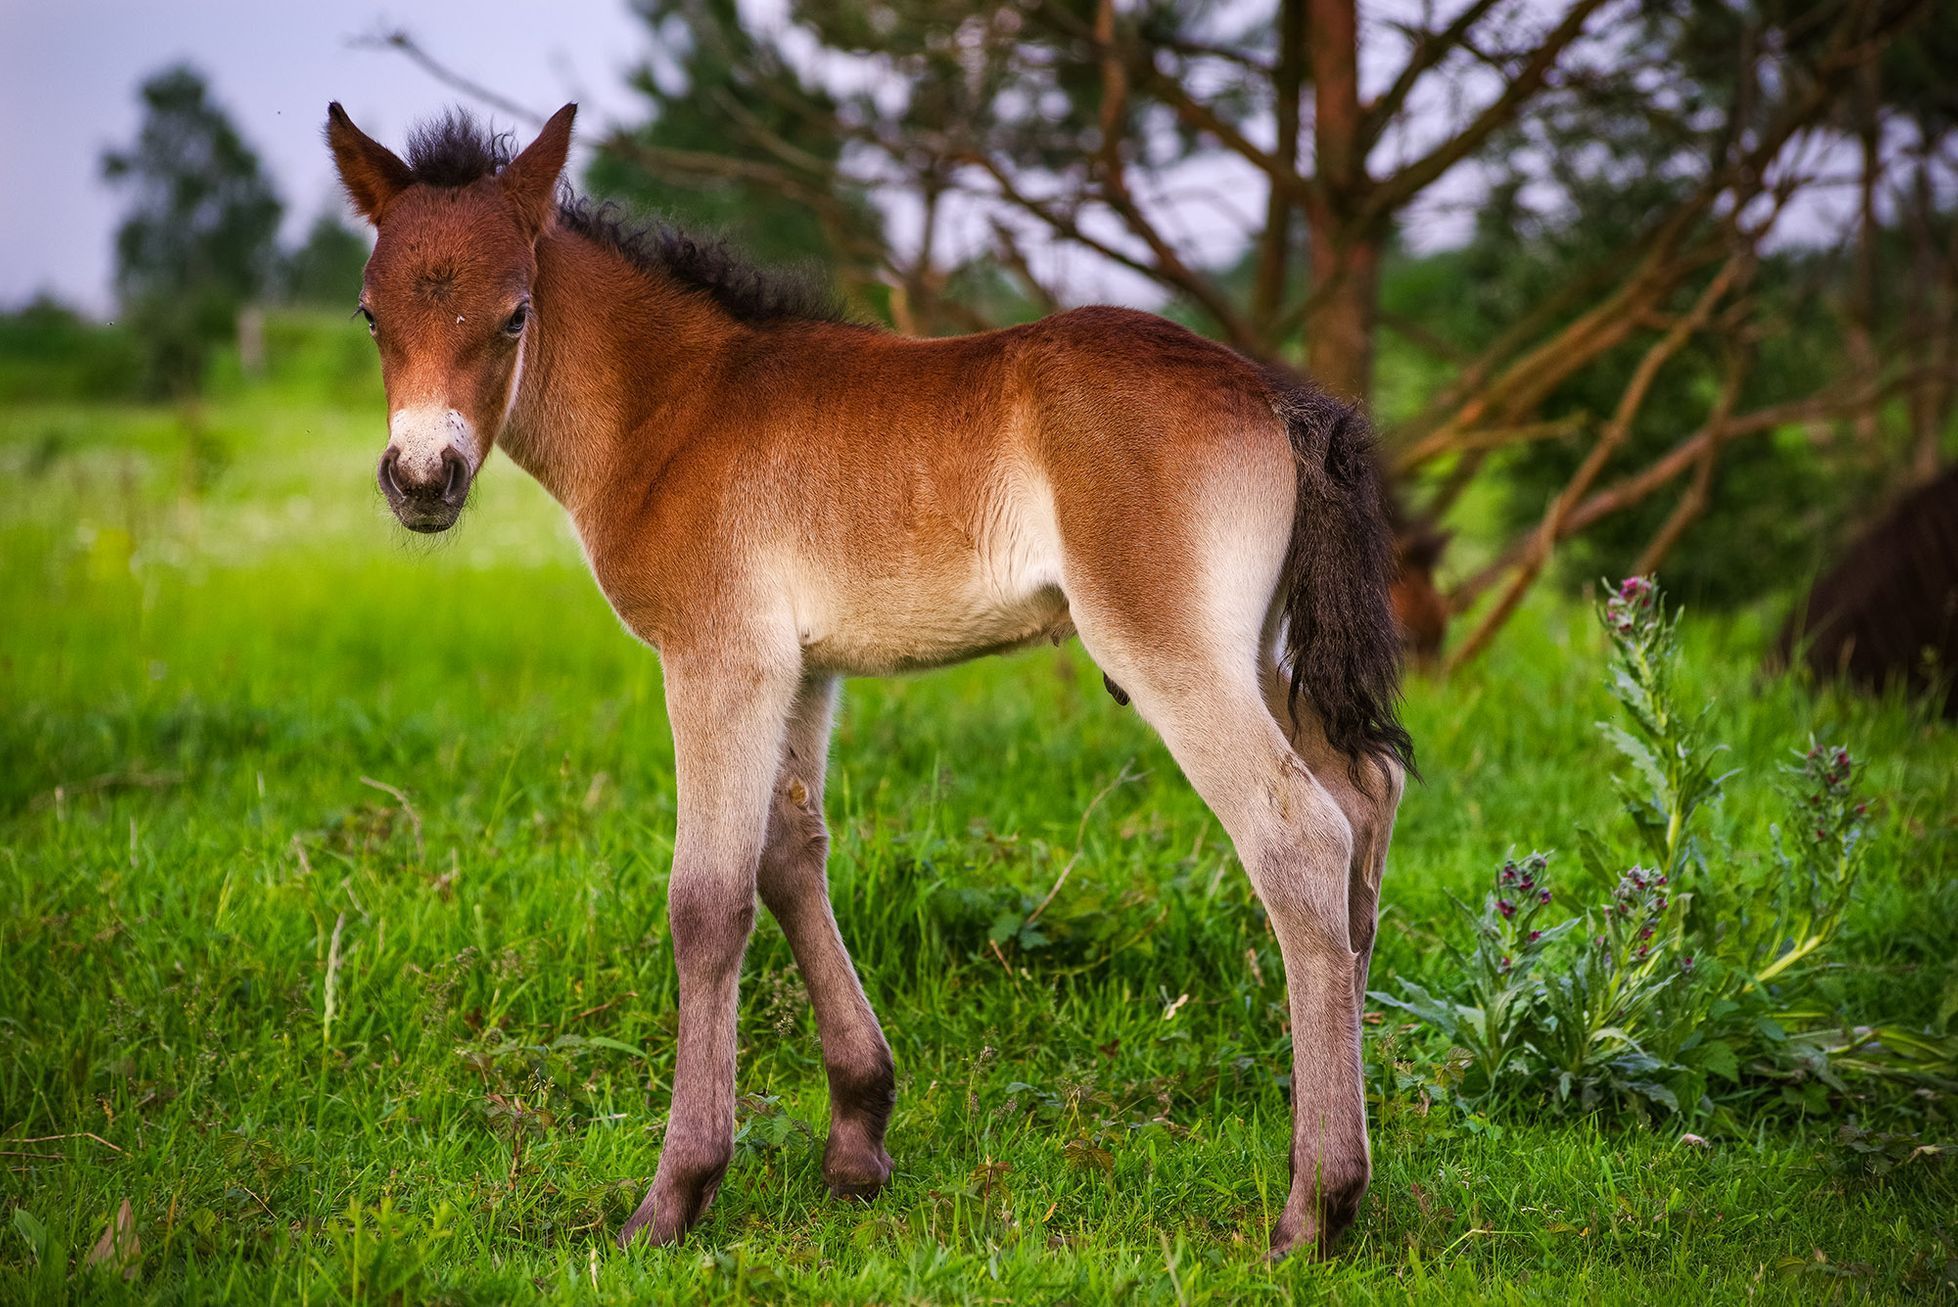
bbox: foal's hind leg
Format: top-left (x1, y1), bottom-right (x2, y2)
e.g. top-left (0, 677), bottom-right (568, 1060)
top-left (1075, 614), bottom-right (1368, 1258)
top-left (1260, 665), bottom-right (1404, 1029)
top-left (755, 676), bottom-right (896, 1199)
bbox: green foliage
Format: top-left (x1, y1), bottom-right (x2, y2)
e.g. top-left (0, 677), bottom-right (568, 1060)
top-left (319, 1198), bottom-right (461, 1303)
top-left (101, 64), bottom-right (283, 396)
top-left (1404, 0), bottom-right (1915, 607)
top-left (281, 211), bottom-right (371, 308)
top-left (0, 297), bottom-right (144, 403)
top-left (1379, 577), bottom-right (1958, 1122)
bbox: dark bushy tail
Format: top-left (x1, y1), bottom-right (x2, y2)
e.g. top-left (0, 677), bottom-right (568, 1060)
top-left (1266, 373), bottom-right (1417, 783)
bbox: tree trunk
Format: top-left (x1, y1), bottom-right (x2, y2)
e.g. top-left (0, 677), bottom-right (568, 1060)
top-left (1307, 235), bottom-right (1379, 400)
top-left (1305, 0), bottom-right (1375, 401)
top-left (1907, 154), bottom-right (1955, 483)
top-left (1845, 57), bottom-right (1882, 449)
top-left (1252, 0), bottom-right (1306, 338)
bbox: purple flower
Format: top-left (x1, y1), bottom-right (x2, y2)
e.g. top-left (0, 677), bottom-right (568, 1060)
top-left (1528, 930), bottom-right (1543, 944)
top-left (1497, 899), bottom-right (1516, 920)
top-left (1538, 888), bottom-right (1552, 904)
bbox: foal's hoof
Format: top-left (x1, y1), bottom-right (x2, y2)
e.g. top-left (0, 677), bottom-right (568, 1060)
top-left (1267, 1185), bottom-right (1365, 1261)
top-left (616, 1188), bottom-right (671, 1250)
top-left (616, 1170), bottom-right (723, 1250)
top-left (1266, 1218), bottom-right (1339, 1263)
top-left (823, 1139), bottom-right (893, 1201)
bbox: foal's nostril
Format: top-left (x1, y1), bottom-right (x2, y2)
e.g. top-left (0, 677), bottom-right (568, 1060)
top-left (439, 446), bottom-right (470, 504)
top-left (378, 447), bottom-right (404, 501)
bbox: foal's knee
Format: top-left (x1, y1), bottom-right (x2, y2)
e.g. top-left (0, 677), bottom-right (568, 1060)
top-left (668, 872), bottom-right (757, 974)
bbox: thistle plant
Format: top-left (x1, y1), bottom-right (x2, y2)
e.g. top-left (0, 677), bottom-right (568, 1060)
top-left (1377, 576), bottom-right (1953, 1122)
top-left (1754, 742), bottom-right (1866, 987)
top-left (1374, 853), bottom-right (1567, 1099)
top-left (1590, 576), bottom-right (1733, 914)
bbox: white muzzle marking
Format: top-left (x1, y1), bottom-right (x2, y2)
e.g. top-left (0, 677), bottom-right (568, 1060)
top-left (388, 406), bottom-right (476, 481)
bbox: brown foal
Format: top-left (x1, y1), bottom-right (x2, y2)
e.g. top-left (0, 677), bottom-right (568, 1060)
top-left (327, 102), bottom-right (1414, 1259)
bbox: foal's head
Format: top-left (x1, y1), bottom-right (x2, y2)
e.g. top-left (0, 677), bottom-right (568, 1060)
top-left (325, 102), bottom-right (576, 532)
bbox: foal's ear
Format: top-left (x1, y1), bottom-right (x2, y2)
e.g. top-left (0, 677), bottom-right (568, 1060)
top-left (500, 103), bottom-right (577, 238)
top-left (325, 102), bottom-right (414, 224)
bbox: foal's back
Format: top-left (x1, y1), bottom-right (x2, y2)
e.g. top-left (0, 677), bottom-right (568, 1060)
top-left (603, 305), bottom-right (1293, 676)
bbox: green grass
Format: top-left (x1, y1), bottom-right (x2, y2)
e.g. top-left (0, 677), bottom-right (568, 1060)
top-left (2, 323), bottom-right (1955, 1303)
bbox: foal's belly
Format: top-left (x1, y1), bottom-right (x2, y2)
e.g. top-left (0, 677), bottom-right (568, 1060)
top-left (796, 577), bottom-right (1074, 676)
top-left (786, 469), bottom-right (1074, 676)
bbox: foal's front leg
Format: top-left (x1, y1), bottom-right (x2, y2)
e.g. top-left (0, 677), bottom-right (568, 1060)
top-left (620, 648), bottom-right (799, 1248)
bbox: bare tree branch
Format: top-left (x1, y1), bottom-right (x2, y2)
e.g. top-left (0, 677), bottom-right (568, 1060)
top-left (352, 28), bottom-right (547, 126)
top-left (1360, 0), bottom-right (1616, 226)
top-left (1359, 0), bottom-right (1509, 151)
top-left (1448, 252), bottom-right (1749, 668)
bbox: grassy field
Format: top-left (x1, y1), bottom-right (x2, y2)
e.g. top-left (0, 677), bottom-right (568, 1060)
top-left (3, 320), bottom-right (1955, 1303)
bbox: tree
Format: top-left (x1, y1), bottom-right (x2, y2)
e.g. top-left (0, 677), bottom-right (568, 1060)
top-left (282, 210), bottom-right (371, 307)
top-left (1424, 0), bottom-right (1954, 659)
top-left (588, 0), bottom-right (880, 273)
top-left (102, 64), bottom-right (283, 394)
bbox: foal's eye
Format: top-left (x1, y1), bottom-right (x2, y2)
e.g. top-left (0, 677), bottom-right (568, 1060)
top-left (503, 304), bottom-right (528, 338)
top-left (357, 305), bottom-right (376, 336)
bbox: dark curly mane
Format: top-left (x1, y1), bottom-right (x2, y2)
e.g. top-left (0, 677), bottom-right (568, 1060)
top-left (404, 109), bottom-right (515, 188)
top-left (400, 108), bottom-right (848, 327)
top-left (555, 196), bottom-right (848, 325)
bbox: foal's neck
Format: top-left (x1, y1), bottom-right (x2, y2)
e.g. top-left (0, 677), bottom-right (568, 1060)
top-left (497, 225), bottom-right (746, 518)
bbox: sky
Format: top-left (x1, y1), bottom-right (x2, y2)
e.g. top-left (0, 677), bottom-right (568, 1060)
top-left (0, 1), bottom-right (648, 314)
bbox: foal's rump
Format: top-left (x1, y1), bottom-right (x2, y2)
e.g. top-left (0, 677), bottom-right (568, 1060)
top-left (1018, 308), bottom-right (1411, 776)
top-left (1026, 311), bottom-right (1298, 662)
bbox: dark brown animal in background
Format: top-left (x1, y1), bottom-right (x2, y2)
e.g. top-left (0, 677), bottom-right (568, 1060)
top-left (326, 103), bottom-right (1414, 1259)
top-left (1389, 520), bottom-right (1451, 667)
top-left (1779, 465), bottom-right (1958, 718)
